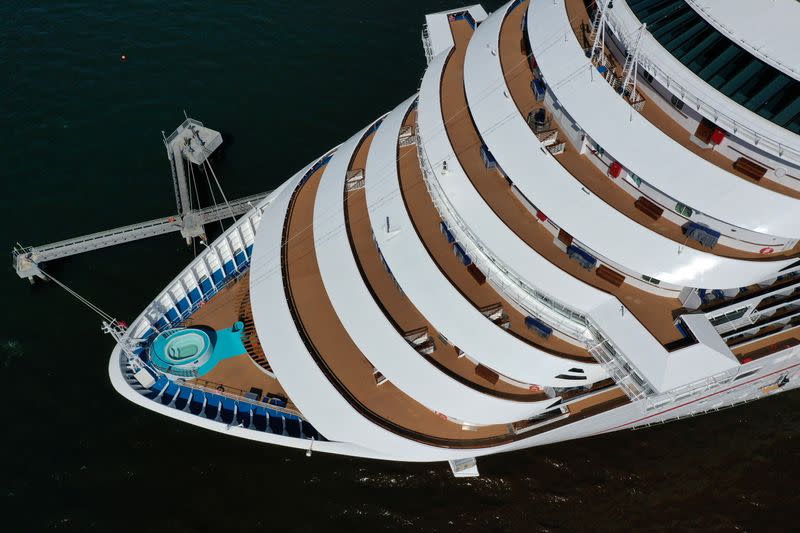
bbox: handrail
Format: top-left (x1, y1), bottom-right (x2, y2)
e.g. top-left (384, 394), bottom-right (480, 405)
top-left (181, 378), bottom-right (304, 419)
top-left (604, 6), bottom-right (800, 165)
top-left (416, 142), bottom-right (591, 341)
top-left (416, 134), bottom-right (653, 400)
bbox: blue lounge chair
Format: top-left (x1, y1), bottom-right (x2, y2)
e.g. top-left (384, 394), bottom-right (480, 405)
top-left (175, 386), bottom-right (193, 410)
top-left (253, 407), bottom-right (268, 431)
top-left (267, 397), bottom-right (287, 408)
top-left (145, 375), bottom-right (169, 399)
top-left (204, 394), bottom-right (222, 419)
top-left (189, 390), bottom-right (206, 414)
top-left (268, 415), bottom-right (284, 435)
top-left (160, 382), bottom-right (179, 405)
top-left (220, 398), bottom-right (236, 424)
top-left (285, 418), bottom-right (301, 438)
top-left (236, 402), bottom-right (253, 427)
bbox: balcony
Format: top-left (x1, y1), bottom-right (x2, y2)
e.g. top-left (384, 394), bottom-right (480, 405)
top-left (566, 0), bottom-right (800, 201)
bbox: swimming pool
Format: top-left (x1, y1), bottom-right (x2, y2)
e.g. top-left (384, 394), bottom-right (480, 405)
top-left (147, 324), bottom-right (248, 378)
top-left (150, 328), bottom-right (212, 375)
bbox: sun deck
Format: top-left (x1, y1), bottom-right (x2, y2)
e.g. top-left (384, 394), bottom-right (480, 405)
top-left (282, 156), bottom-right (525, 443)
top-left (180, 274), bottom-right (293, 407)
top-left (346, 117), bottom-right (554, 400)
top-left (395, 113), bottom-right (593, 364)
top-left (564, 0), bottom-right (800, 202)
top-left (506, 1), bottom-right (798, 261)
top-left (440, 11), bottom-right (684, 345)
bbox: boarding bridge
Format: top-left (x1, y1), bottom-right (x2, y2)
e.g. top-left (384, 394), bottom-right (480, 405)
top-left (12, 118), bottom-right (269, 282)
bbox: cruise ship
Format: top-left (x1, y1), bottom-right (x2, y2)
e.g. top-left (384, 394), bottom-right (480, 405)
top-left (109, 0), bottom-right (800, 476)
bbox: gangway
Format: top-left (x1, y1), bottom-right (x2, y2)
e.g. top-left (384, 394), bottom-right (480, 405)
top-left (12, 117), bottom-right (268, 282)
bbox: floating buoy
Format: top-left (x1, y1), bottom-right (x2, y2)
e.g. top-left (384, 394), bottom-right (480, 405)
top-left (120, 54), bottom-right (127, 61)
top-left (759, 247), bottom-right (775, 255)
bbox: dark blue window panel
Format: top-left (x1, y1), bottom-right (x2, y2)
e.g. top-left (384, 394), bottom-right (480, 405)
top-left (199, 277), bottom-right (213, 294)
top-left (211, 269), bottom-right (224, 284)
top-left (165, 308), bottom-right (179, 323)
top-left (628, 0), bottom-right (800, 134)
top-left (453, 242), bottom-right (472, 266)
top-left (440, 221), bottom-right (456, 243)
top-left (188, 287), bottom-right (201, 304)
top-left (223, 260), bottom-right (235, 276)
top-left (234, 251), bottom-right (246, 267)
top-left (480, 144), bottom-right (497, 169)
top-left (176, 298), bottom-right (190, 313)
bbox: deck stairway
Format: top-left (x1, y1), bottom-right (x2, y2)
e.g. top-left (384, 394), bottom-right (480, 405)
top-left (237, 273), bottom-right (273, 374)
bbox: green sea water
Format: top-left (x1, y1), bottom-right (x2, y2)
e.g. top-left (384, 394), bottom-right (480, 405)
top-left (1, 1), bottom-right (798, 531)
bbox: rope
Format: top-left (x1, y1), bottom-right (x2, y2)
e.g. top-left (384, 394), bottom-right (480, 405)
top-left (201, 159), bottom-right (227, 234)
top-left (38, 266), bottom-right (116, 324)
top-left (204, 159), bottom-right (238, 225)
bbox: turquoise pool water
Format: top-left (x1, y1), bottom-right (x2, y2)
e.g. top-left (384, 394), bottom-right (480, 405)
top-left (151, 328), bottom-right (212, 370)
top-left (195, 324), bottom-right (247, 376)
top-left (149, 324), bottom-right (247, 377)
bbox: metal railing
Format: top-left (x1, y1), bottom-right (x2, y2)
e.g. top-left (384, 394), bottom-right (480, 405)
top-left (604, 7), bottom-right (800, 164)
top-left (413, 141), bottom-right (662, 401)
top-left (416, 143), bottom-right (593, 343)
top-left (182, 378), bottom-right (304, 419)
top-left (644, 368), bottom-right (738, 412)
top-left (421, 25), bottom-right (434, 64)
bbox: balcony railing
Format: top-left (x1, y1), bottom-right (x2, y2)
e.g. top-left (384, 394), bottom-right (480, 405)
top-left (604, 7), bottom-right (800, 165)
top-left (414, 139), bottom-right (657, 400)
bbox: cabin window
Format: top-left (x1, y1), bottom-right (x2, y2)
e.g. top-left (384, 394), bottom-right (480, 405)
top-left (670, 94), bottom-right (685, 110)
top-left (642, 275), bottom-right (661, 286)
top-left (675, 202), bottom-right (694, 218)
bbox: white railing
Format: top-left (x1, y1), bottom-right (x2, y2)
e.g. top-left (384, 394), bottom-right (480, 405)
top-left (415, 135), bottom-right (661, 399)
top-left (644, 368), bottom-right (738, 412)
top-left (416, 143), bottom-right (593, 343)
top-left (604, 8), bottom-right (800, 165)
top-left (120, 196), bottom-right (268, 351)
top-left (421, 25), bottom-right (434, 64)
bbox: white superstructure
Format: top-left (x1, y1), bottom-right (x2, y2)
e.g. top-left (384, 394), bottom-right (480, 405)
top-left (109, 1), bottom-right (800, 476)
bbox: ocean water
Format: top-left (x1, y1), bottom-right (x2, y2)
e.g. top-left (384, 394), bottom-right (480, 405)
top-left (1, 1), bottom-right (798, 531)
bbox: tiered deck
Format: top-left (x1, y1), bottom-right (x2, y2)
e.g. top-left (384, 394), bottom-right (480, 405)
top-left (398, 110), bottom-right (594, 361)
top-left (441, 10), bottom-right (684, 345)
top-left (282, 157), bottom-right (519, 443)
top-left (564, 0), bottom-right (800, 202)
top-left (503, 1), bottom-right (798, 261)
top-left (346, 117), bottom-right (551, 400)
